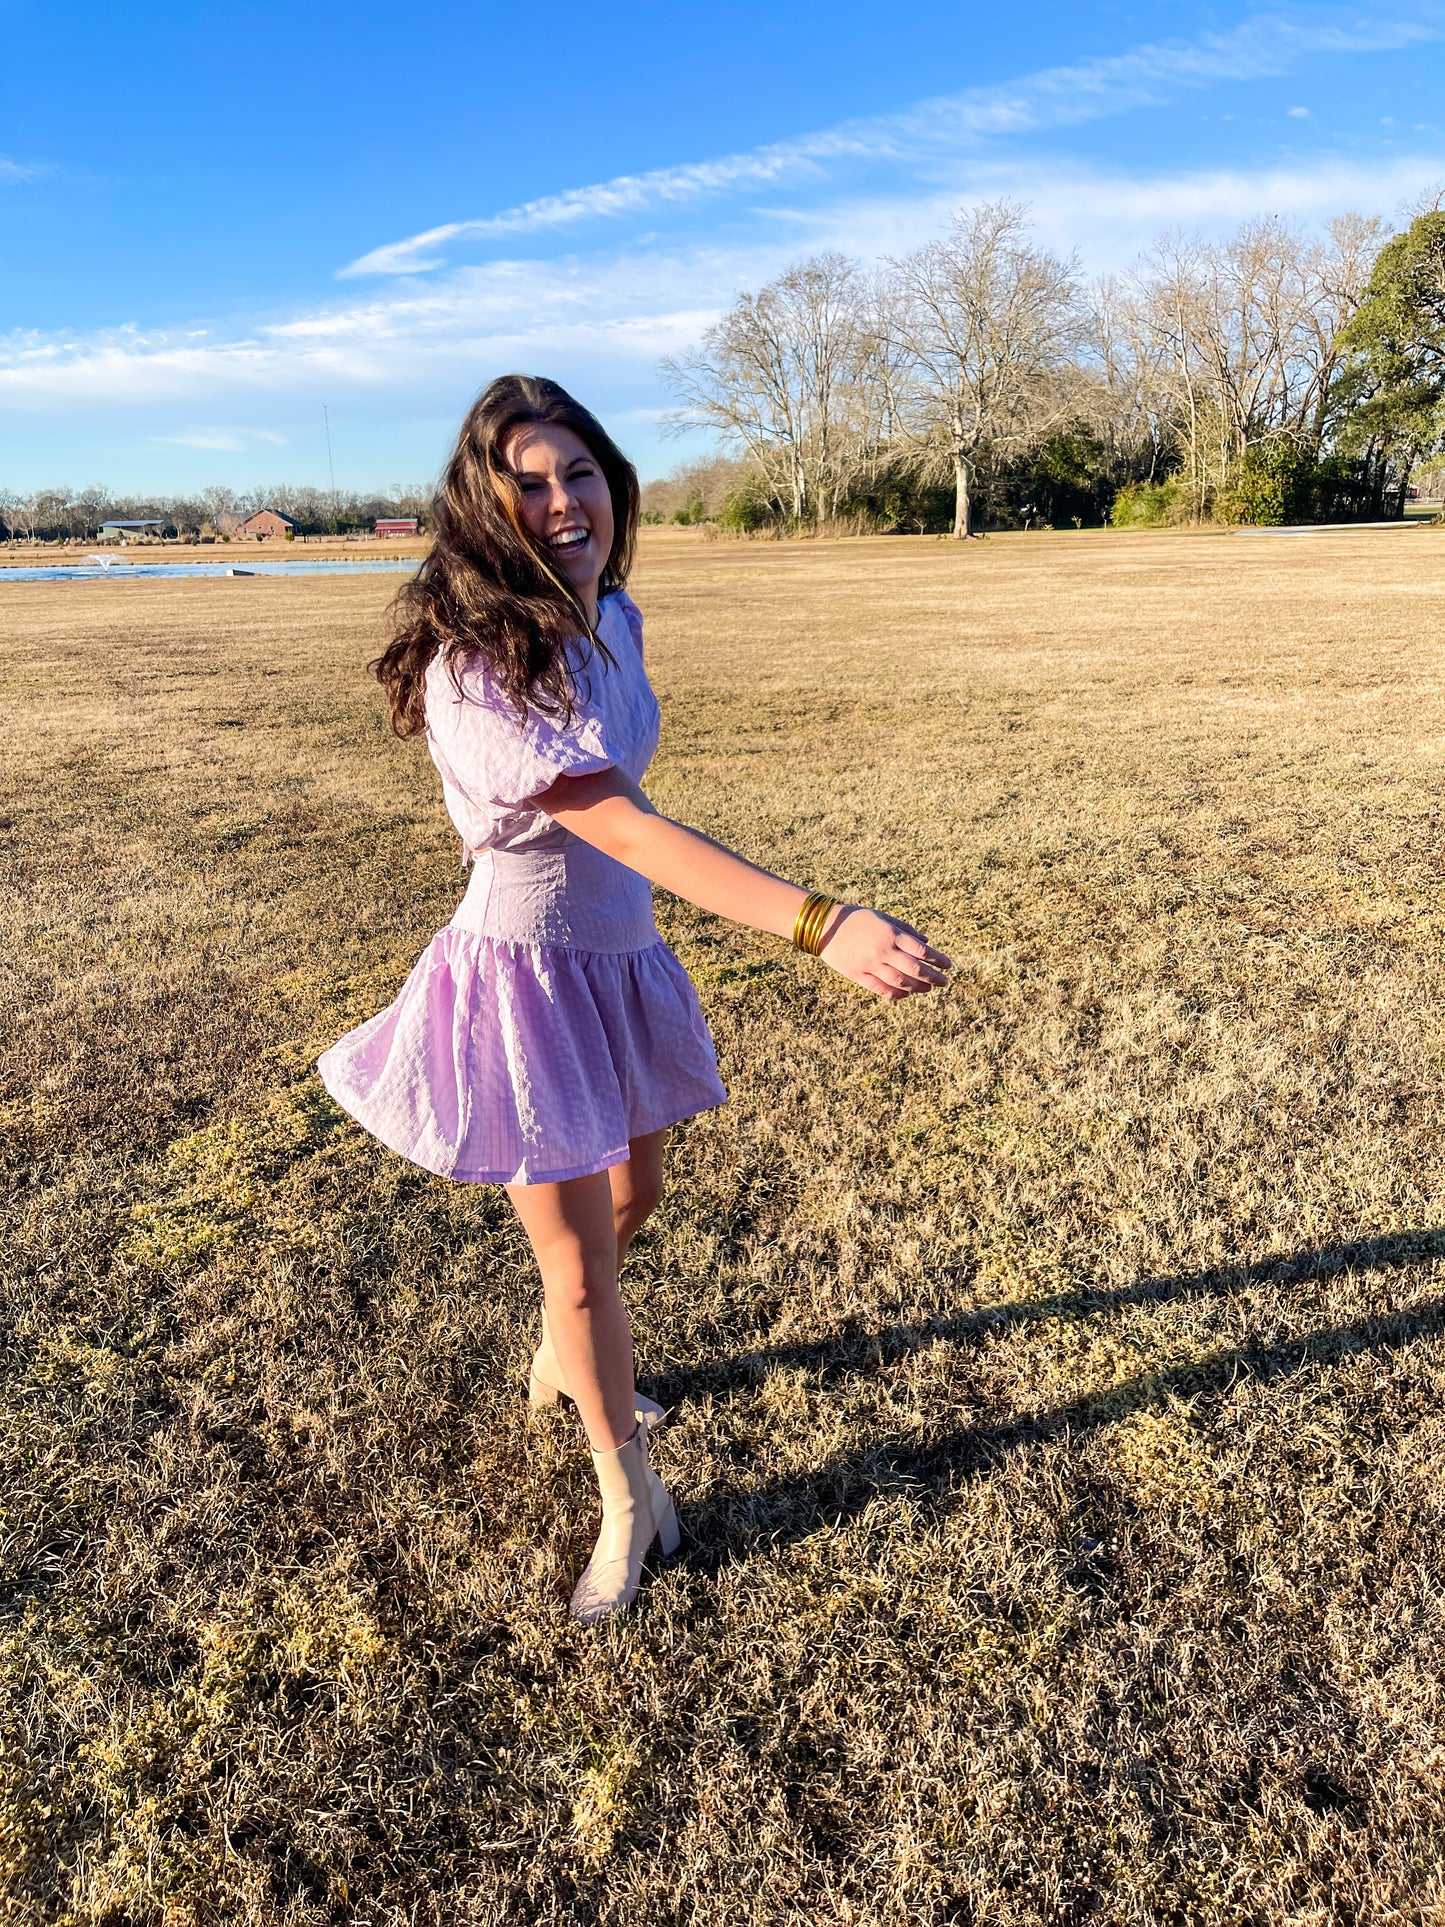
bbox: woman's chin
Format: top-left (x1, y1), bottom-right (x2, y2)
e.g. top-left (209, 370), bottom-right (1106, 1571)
top-left (558, 561), bottom-right (602, 606)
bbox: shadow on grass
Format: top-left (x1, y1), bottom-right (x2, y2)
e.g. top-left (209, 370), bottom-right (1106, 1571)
top-left (670, 1228), bottom-right (1445, 1574)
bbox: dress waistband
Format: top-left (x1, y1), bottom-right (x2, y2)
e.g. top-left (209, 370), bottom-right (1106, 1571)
top-left (450, 840), bottom-right (658, 953)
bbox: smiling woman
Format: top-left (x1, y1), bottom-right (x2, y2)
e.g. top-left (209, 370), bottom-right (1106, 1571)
top-left (317, 373), bottom-right (950, 1625)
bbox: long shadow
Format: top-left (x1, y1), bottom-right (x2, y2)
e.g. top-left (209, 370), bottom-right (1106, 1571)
top-left (655, 1226), bottom-right (1445, 1408)
top-left (668, 1230), bottom-right (1445, 1578)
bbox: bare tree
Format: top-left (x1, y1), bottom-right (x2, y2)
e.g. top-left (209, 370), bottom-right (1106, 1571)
top-left (9, 494), bottom-right (39, 542)
top-left (887, 201), bottom-right (1085, 536)
top-left (661, 253), bottom-right (883, 525)
top-left (201, 484), bottom-right (242, 535)
top-left (639, 454), bottom-right (756, 524)
top-left (1087, 274), bottom-right (1176, 482)
top-left (1303, 213), bottom-right (1390, 443)
top-left (1134, 215), bottom-right (1387, 505)
top-left (73, 484), bottom-right (110, 540)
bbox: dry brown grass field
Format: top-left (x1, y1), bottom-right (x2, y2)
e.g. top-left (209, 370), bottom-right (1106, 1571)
top-left (4, 525), bottom-right (1445, 1926)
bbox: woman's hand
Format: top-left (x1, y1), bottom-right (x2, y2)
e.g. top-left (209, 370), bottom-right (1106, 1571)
top-left (817, 906), bottom-right (952, 1002)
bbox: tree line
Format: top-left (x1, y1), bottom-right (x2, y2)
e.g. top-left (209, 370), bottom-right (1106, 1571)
top-left (11, 201), bottom-right (1443, 544)
top-left (0, 482), bottom-right (433, 543)
top-left (651, 198), bottom-right (1445, 535)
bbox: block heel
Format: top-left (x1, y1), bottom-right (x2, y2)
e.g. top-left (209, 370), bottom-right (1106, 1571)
top-left (529, 1308), bottom-right (669, 1432)
top-left (654, 1488), bottom-right (681, 1560)
top-left (527, 1368), bottom-right (568, 1411)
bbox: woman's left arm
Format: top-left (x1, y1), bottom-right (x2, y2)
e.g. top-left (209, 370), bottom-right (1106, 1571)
top-left (532, 766), bottom-right (950, 1002)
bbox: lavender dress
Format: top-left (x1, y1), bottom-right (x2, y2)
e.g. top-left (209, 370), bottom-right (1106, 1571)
top-left (317, 590), bottom-right (726, 1185)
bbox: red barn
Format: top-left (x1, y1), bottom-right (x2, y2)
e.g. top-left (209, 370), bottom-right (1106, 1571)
top-left (236, 509), bottom-right (298, 541)
top-left (374, 517), bottom-right (419, 537)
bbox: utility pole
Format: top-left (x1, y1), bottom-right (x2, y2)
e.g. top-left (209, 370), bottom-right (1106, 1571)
top-left (323, 405), bottom-right (338, 526)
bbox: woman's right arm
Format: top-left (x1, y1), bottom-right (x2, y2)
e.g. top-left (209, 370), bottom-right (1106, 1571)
top-left (532, 766), bottom-right (950, 1002)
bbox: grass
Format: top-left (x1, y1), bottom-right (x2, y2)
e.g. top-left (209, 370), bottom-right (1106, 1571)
top-left (4, 524), bottom-right (1445, 1924)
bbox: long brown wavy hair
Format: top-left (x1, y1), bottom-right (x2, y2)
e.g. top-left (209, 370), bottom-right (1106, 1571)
top-left (374, 374), bottom-right (640, 738)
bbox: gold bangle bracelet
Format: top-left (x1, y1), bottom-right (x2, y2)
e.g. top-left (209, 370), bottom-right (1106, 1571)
top-left (792, 891), bottom-right (839, 956)
top-left (797, 894), bottom-right (820, 955)
top-left (792, 892), bottom-right (827, 952)
top-left (806, 898), bottom-right (835, 954)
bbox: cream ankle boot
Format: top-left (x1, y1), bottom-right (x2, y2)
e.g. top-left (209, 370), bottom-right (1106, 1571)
top-left (528, 1306), bottom-right (667, 1433)
top-left (570, 1424), bottom-right (681, 1625)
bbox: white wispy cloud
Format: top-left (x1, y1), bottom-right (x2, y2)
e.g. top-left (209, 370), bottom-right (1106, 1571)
top-left (790, 153), bottom-right (1445, 264)
top-left (0, 156), bottom-right (46, 185)
top-left (0, 256), bottom-right (731, 413)
top-left (6, 149), bottom-right (1442, 427)
top-left (339, 4), bottom-right (1445, 275)
top-left (155, 427), bottom-right (289, 450)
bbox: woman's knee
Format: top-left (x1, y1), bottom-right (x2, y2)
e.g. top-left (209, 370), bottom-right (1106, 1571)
top-left (541, 1250), bottom-right (621, 1318)
top-left (613, 1163), bottom-right (664, 1232)
top-left (616, 1186), bottom-right (663, 1242)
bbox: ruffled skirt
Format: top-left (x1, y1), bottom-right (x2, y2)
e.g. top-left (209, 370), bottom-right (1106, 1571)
top-left (316, 843), bottom-right (726, 1185)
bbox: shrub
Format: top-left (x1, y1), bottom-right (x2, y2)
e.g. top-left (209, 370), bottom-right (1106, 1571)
top-left (841, 469), bottom-right (956, 535)
top-left (1001, 423), bottom-right (1113, 529)
top-left (716, 481), bottom-right (776, 533)
top-left (639, 455), bottom-right (756, 526)
top-left (1221, 439), bottom-right (1313, 526)
top-left (1110, 479), bottom-right (1194, 528)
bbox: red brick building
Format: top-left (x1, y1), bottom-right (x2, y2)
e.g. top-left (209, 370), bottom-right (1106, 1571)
top-left (236, 509), bottom-right (298, 540)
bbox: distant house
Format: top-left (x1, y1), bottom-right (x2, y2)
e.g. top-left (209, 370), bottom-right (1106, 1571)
top-left (375, 517), bottom-right (419, 538)
top-left (98, 518), bottom-right (169, 542)
top-left (236, 509), bottom-right (298, 541)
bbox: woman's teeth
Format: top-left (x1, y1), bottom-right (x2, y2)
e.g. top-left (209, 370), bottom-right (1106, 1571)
top-left (549, 529), bottom-right (589, 550)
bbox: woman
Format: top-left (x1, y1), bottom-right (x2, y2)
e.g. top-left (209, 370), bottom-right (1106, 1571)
top-left (318, 374), bottom-right (951, 1623)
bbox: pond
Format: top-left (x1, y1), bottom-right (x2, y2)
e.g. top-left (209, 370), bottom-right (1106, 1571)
top-left (0, 557), bottom-right (419, 582)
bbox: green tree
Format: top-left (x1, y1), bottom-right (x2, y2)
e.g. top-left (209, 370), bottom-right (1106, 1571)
top-left (1337, 211), bottom-right (1445, 467)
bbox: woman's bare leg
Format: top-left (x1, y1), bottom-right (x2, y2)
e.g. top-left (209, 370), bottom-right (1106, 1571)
top-left (506, 1170), bottom-right (636, 1451)
top-left (609, 1126), bottom-right (668, 1265)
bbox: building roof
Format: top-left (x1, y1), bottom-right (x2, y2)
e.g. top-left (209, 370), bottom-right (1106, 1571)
top-left (100, 518), bottom-right (168, 529)
top-left (239, 508), bottom-right (298, 526)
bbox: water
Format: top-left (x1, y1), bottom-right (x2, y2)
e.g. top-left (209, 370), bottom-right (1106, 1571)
top-left (0, 557), bottom-right (419, 582)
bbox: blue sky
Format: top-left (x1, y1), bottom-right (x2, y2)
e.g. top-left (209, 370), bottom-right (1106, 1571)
top-left (2, 0), bottom-right (1443, 492)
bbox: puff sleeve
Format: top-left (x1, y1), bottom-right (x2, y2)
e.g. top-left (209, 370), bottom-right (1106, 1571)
top-left (423, 646), bottom-right (617, 850)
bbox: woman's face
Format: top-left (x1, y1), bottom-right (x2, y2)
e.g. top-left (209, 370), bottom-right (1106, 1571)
top-left (505, 422), bottom-right (615, 612)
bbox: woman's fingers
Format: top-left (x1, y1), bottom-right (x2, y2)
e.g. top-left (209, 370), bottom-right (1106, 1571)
top-left (884, 941), bottom-right (948, 987)
top-left (873, 963), bottom-right (914, 991)
top-left (892, 952), bottom-right (947, 986)
top-left (894, 928), bottom-right (953, 971)
top-left (867, 960), bottom-right (935, 998)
